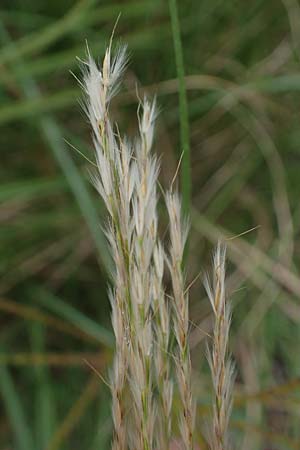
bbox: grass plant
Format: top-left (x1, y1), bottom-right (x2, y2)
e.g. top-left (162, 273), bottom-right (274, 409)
top-left (80, 40), bottom-right (234, 450)
top-left (1, 1), bottom-right (300, 449)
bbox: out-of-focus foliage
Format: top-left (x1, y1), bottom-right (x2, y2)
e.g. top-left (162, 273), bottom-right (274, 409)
top-left (1, 0), bottom-right (300, 449)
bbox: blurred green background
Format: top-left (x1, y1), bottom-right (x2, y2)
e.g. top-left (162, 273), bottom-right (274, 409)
top-left (1, 0), bottom-right (300, 449)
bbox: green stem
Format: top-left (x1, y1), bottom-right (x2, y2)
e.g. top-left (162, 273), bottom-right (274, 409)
top-left (168, 0), bottom-right (191, 218)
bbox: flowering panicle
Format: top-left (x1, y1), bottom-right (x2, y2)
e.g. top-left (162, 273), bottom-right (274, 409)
top-left (81, 41), bottom-right (162, 450)
top-left (79, 37), bottom-right (235, 450)
top-left (127, 97), bottom-right (158, 450)
top-left (166, 191), bottom-right (195, 450)
top-left (82, 41), bottom-right (131, 450)
top-left (204, 243), bottom-right (235, 450)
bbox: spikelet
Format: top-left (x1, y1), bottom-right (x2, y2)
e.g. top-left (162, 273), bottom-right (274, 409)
top-left (204, 243), bottom-right (235, 450)
top-left (127, 97), bottom-right (158, 450)
top-left (166, 191), bottom-right (195, 450)
top-left (153, 241), bottom-right (173, 450)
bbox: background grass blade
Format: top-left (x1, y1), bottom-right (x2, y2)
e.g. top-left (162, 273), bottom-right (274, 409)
top-left (0, 21), bottom-right (112, 272)
top-left (0, 366), bottom-right (35, 450)
top-left (30, 323), bottom-right (57, 449)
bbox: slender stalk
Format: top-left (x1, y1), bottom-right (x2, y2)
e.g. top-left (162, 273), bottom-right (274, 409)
top-left (168, 0), bottom-right (191, 218)
top-left (204, 243), bottom-right (235, 450)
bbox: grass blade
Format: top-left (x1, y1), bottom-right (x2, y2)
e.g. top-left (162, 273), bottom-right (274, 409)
top-left (30, 323), bottom-right (56, 448)
top-left (0, 365), bottom-right (35, 450)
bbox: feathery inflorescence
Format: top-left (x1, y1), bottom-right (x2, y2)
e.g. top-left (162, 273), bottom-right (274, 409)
top-left (80, 40), bottom-right (167, 450)
top-left (127, 97), bottom-right (158, 450)
top-left (81, 41), bottom-right (130, 450)
top-left (166, 191), bottom-right (195, 450)
top-left (79, 38), bottom-right (235, 450)
top-left (204, 243), bottom-right (235, 450)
